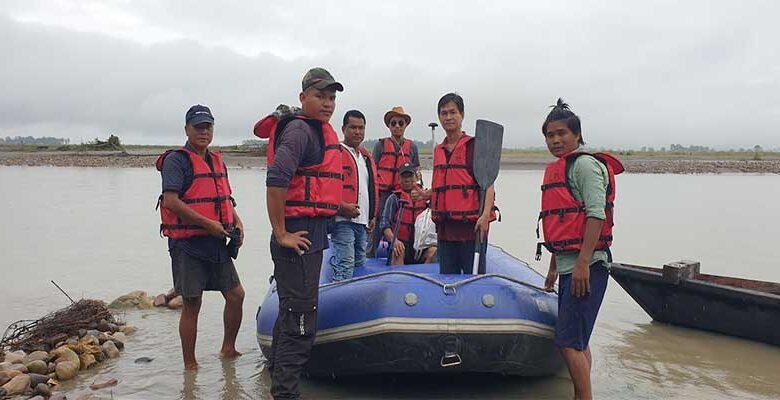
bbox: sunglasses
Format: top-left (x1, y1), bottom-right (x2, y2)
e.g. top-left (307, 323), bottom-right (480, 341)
top-left (390, 120), bottom-right (406, 127)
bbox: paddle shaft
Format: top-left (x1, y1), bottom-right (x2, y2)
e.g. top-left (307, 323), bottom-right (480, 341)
top-left (472, 189), bottom-right (488, 275)
top-left (386, 200), bottom-right (406, 266)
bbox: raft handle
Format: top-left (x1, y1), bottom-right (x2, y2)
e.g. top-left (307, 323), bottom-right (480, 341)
top-left (440, 352), bottom-right (462, 368)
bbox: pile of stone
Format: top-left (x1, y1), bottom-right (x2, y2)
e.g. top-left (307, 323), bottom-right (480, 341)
top-left (0, 323), bottom-right (134, 398)
top-left (108, 290), bottom-right (182, 311)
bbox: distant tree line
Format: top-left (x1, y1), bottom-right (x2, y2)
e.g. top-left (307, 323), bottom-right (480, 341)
top-left (1, 136), bottom-right (70, 145)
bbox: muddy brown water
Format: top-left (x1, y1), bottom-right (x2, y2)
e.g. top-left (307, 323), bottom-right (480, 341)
top-left (1, 167), bottom-right (779, 399)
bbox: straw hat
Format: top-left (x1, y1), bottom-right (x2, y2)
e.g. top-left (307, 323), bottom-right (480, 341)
top-left (383, 106), bottom-right (412, 127)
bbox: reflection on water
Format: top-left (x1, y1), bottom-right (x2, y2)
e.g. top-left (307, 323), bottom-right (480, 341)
top-left (612, 323), bottom-right (780, 400)
top-left (1, 168), bottom-right (780, 399)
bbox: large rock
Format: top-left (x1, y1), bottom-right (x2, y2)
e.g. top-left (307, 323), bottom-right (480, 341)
top-left (23, 351), bottom-right (50, 364)
top-left (110, 332), bottom-right (127, 345)
top-left (4, 350), bottom-right (26, 364)
top-left (0, 361), bottom-right (12, 371)
top-left (1, 370), bottom-right (23, 380)
top-left (50, 393), bottom-right (68, 400)
top-left (26, 360), bottom-right (49, 375)
top-left (153, 294), bottom-right (167, 307)
top-left (96, 331), bottom-right (112, 344)
top-left (56, 361), bottom-right (78, 381)
top-left (80, 335), bottom-right (100, 347)
top-left (4, 363), bottom-right (28, 373)
top-left (51, 346), bottom-right (80, 370)
top-left (167, 295), bottom-right (184, 309)
top-left (1, 373), bottom-right (31, 396)
top-left (101, 341), bottom-right (120, 359)
top-left (0, 370), bottom-right (13, 386)
top-left (120, 325), bottom-right (137, 335)
top-left (28, 373), bottom-right (49, 387)
top-left (108, 290), bottom-right (154, 310)
top-left (79, 353), bottom-right (97, 370)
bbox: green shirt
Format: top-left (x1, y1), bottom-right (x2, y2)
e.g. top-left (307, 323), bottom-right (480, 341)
top-left (554, 152), bottom-right (610, 275)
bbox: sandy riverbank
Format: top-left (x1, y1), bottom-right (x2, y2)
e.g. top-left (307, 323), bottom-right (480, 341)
top-left (2, 149), bottom-right (780, 174)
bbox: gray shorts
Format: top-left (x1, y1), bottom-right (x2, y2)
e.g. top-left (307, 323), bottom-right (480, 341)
top-left (170, 247), bottom-right (241, 298)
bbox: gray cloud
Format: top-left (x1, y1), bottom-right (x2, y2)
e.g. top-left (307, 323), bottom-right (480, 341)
top-left (1, 1), bottom-right (779, 149)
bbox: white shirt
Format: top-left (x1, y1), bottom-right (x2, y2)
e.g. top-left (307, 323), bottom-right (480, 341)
top-left (336, 143), bottom-right (370, 225)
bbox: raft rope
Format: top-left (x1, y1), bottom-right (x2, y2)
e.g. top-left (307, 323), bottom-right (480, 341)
top-left (318, 270), bottom-right (553, 295)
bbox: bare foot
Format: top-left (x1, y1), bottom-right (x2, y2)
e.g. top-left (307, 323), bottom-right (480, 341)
top-left (219, 349), bottom-right (242, 358)
top-left (184, 362), bottom-right (199, 371)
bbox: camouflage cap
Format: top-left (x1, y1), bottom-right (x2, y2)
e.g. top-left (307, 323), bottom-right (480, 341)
top-left (302, 67), bottom-right (344, 92)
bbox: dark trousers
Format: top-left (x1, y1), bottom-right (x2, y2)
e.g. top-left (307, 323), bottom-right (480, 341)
top-left (366, 190), bottom-right (392, 257)
top-left (437, 239), bottom-right (476, 274)
top-left (269, 242), bottom-right (323, 400)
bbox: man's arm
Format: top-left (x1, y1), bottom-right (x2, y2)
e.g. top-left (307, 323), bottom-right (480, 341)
top-left (232, 208), bottom-right (244, 246)
top-left (266, 120), bottom-right (316, 253)
top-left (372, 140), bottom-right (383, 164)
top-left (162, 192), bottom-right (229, 237)
top-left (410, 143), bottom-right (420, 168)
top-left (570, 155), bottom-right (609, 297)
top-left (474, 185), bottom-right (495, 239)
top-left (160, 153), bottom-right (228, 237)
top-left (379, 195), bottom-right (399, 240)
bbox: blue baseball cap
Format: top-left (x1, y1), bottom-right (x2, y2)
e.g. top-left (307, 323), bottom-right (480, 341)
top-left (399, 162), bottom-right (416, 175)
top-left (185, 104), bottom-right (215, 125)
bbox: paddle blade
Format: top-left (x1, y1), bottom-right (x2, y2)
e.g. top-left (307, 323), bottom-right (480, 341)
top-left (473, 119), bottom-right (504, 188)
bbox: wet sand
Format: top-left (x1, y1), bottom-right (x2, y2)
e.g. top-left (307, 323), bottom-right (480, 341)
top-left (2, 149), bottom-right (780, 173)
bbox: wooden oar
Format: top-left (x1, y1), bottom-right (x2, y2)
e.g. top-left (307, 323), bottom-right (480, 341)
top-left (472, 119), bottom-right (504, 275)
top-left (386, 199), bottom-right (407, 266)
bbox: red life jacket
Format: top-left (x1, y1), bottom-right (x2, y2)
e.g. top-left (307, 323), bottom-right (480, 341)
top-left (254, 115), bottom-right (343, 217)
top-left (376, 137), bottom-right (413, 192)
top-left (393, 186), bottom-right (429, 242)
top-left (430, 134), bottom-right (485, 223)
top-left (155, 147), bottom-right (235, 239)
top-left (341, 145), bottom-right (379, 219)
top-left (535, 151), bottom-right (624, 260)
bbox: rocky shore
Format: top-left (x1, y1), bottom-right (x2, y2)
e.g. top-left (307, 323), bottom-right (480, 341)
top-left (2, 149), bottom-right (780, 174)
top-left (0, 300), bottom-right (134, 400)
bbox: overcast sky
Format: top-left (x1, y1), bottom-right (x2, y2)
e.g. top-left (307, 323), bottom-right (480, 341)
top-left (2, 0), bottom-right (779, 149)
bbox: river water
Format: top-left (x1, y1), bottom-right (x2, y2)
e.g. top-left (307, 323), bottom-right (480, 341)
top-left (1, 167), bottom-right (779, 399)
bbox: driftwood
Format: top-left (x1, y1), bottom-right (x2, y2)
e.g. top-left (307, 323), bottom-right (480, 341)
top-left (0, 299), bottom-right (118, 353)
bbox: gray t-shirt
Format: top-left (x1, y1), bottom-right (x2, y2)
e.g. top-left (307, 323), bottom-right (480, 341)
top-left (265, 119), bottom-right (331, 254)
top-left (554, 153), bottom-right (610, 275)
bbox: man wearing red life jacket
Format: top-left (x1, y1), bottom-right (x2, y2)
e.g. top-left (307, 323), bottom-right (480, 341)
top-left (415, 93), bottom-right (496, 274)
top-left (538, 98), bottom-right (623, 400)
top-left (262, 67), bottom-right (344, 400)
top-left (156, 105), bottom-right (245, 371)
top-left (367, 106), bottom-right (420, 257)
top-left (380, 163), bottom-right (437, 265)
top-left (331, 109), bottom-right (378, 281)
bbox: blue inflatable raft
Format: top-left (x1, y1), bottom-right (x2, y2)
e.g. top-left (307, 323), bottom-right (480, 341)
top-left (256, 244), bottom-right (563, 377)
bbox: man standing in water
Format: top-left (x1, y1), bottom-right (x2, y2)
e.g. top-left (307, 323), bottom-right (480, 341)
top-left (156, 104), bottom-right (245, 370)
top-left (264, 67), bottom-right (344, 399)
top-left (416, 93), bottom-right (495, 274)
top-left (538, 99), bottom-right (622, 400)
top-left (367, 106), bottom-right (419, 257)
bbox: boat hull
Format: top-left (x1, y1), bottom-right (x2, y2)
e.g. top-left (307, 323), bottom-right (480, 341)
top-left (256, 245), bottom-right (564, 376)
top-left (610, 262), bottom-right (780, 346)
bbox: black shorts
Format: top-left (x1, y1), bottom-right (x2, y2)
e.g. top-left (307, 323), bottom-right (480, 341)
top-left (170, 247), bottom-right (241, 298)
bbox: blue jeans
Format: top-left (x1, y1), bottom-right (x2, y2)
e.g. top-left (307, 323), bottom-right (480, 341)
top-left (330, 221), bottom-right (368, 281)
